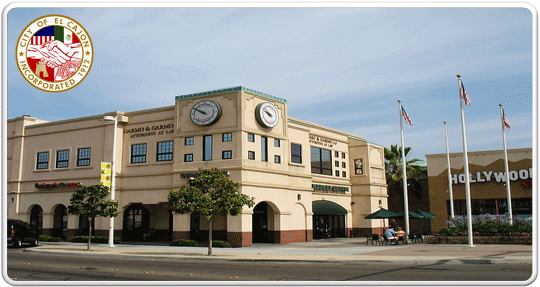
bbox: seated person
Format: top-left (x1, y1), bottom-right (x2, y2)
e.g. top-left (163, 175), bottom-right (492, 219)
top-left (395, 227), bottom-right (406, 243)
top-left (384, 227), bottom-right (398, 245)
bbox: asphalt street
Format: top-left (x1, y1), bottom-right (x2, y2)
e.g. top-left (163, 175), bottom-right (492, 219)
top-left (6, 247), bottom-right (533, 282)
top-left (4, 237), bottom-right (536, 284)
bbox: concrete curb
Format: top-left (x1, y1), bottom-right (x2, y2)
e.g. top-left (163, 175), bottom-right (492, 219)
top-left (23, 247), bottom-right (532, 266)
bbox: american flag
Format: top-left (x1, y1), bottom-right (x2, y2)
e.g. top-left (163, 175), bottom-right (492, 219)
top-left (502, 109), bottom-right (511, 130)
top-left (401, 106), bottom-right (413, 125)
top-left (460, 80), bottom-right (471, 106)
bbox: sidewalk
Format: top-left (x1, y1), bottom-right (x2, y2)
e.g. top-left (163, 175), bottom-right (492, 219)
top-left (24, 237), bottom-right (533, 265)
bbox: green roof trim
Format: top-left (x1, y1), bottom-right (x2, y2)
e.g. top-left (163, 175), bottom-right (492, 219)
top-left (175, 86), bottom-right (287, 103)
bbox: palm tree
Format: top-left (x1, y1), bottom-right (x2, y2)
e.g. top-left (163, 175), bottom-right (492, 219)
top-left (384, 144), bottom-right (426, 200)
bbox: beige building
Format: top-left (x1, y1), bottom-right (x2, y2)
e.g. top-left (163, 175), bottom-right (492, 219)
top-left (7, 86), bottom-right (388, 247)
top-left (426, 148), bottom-right (532, 232)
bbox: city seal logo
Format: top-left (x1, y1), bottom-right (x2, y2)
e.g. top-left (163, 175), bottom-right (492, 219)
top-left (16, 15), bottom-right (93, 92)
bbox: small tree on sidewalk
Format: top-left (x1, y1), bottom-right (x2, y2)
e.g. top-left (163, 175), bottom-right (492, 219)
top-left (67, 185), bottom-right (119, 251)
top-left (168, 168), bottom-right (255, 256)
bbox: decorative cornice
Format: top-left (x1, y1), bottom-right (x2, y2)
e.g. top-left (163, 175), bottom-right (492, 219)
top-left (175, 86), bottom-right (287, 103)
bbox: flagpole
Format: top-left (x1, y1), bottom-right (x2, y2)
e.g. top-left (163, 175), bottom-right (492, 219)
top-left (443, 121), bottom-right (455, 219)
top-left (500, 104), bottom-right (513, 224)
top-left (397, 99), bottom-right (410, 236)
top-left (457, 74), bottom-right (474, 247)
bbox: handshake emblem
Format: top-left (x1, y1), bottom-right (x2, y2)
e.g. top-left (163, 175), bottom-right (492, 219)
top-left (27, 40), bottom-right (82, 81)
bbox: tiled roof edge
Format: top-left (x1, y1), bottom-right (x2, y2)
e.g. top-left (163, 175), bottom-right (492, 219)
top-left (175, 86), bottom-right (287, 103)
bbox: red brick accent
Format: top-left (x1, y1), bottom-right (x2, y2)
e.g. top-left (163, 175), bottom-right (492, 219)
top-left (228, 232), bottom-right (252, 247)
top-left (306, 229), bottom-right (313, 241)
top-left (274, 230), bottom-right (312, 244)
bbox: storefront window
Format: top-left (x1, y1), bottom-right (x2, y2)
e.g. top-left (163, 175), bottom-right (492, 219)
top-left (156, 141), bottom-right (173, 161)
top-left (291, 143), bottom-right (302, 163)
top-left (56, 150), bottom-right (69, 168)
top-left (131, 143), bottom-right (147, 163)
top-left (311, 146), bottom-right (332, 175)
top-left (203, 135), bottom-right (212, 161)
top-left (77, 148), bottom-right (91, 166)
top-left (36, 152), bottom-right (49, 169)
top-left (261, 136), bottom-right (268, 162)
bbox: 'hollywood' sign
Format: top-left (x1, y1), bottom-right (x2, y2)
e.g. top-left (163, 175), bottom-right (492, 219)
top-left (451, 168), bottom-right (532, 184)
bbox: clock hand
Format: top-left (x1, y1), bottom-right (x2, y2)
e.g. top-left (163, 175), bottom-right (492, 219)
top-left (263, 108), bottom-right (273, 117)
top-left (195, 108), bottom-right (208, 115)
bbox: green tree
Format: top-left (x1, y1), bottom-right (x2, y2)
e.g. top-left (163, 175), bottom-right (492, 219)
top-left (384, 144), bottom-right (426, 201)
top-left (67, 185), bottom-right (119, 251)
top-left (168, 168), bottom-right (255, 255)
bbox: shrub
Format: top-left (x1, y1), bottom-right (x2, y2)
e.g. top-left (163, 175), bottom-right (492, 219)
top-left (39, 235), bottom-right (61, 242)
top-left (440, 214), bottom-right (532, 236)
top-left (170, 239), bottom-right (198, 247)
top-left (71, 236), bottom-right (122, 244)
top-left (212, 240), bottom-right (231, 248)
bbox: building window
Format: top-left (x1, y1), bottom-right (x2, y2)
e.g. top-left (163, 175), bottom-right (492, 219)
top-left (131, 143), bottom-right (147, 163)
top-left (184, 154), bottom-right (193, 162)
top-left (222, 133), bottom-right (232, 142)
top-left (291, 143), bottom-right (302, 163)
top-left (335, 170), bottom-right (340, 177)
top-left (77, 148), bottom-right (91, 166)
top-left (261, 136), bottom-right (268, 162)
top-left (274, 139), bottom-right (280, 147)
top-left (335, 151), bottom-right (339, 158)
top-left (275, 155), bottom-right (281, 164)
top-left (222, 150), bottom-right (232, 159)
top-left (311, 146), bottom-right (332, 175)
top-left (342, 171), bottom-right (347, 178)
top-left (342, 162), bottom-right (346, 168)
top-left (248, 151), bottom-right (255, 160)
top-left (56, 150), bottom-right (69, 168)
top-left (185, 137), bottom-right (194, 145)
top-left (342, 153), bottom-right (346, 159)
top-left (157, 141), bottom-right (173, 161)
top-left (248, 133), bottom-right (255, 142)
top-left (335, 160), bottom-right (339, 167)
top-left (203, 135), bottom-right (212, 161)
top-left (36, 152), bottom-right (49, 169)
top-left (354, 159), bottom-right (364, 175)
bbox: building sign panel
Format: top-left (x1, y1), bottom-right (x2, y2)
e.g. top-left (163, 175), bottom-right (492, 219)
top-left (124, 123), bottom-right (174, 138)
top-left (451, 168), bottom-right (533, 184)
top-left (35, 182), bottom-right (80, 189)
top-left (309, 135), bottom-right (337, 148)
top-left (312, 184), bottom-right (349, 194)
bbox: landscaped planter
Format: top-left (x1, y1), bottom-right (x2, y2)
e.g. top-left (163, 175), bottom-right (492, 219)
top-left (426, 235), bottom-right (532, 245)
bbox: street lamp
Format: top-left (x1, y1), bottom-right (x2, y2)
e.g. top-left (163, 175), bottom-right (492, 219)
top-left (103, 115), bottom-right (117, 248)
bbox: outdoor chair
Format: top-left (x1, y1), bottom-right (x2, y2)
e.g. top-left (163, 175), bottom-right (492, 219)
top-left (367, 234), bottom-right (381, 245)
top-left (381, 234), bottom-right (389, 245)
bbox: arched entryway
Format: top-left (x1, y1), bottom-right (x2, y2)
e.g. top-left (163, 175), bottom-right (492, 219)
top-left (53, 205), bottom-right (68, 239)
top-left (312, 200), bottom-right (347, 239)
top-left (123, 204), bottom-right (150, 241)
top-left (252, 201), bottom-right (280, 243)
top-left (30, 205), bottom-right (43, 235)
top-left (252, 202), bottom-right (269, 243)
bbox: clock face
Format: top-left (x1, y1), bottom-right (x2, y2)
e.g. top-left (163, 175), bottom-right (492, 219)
top-left (190, 100), bottom-right (222, 126)
top-left (255, 102), bottom-right (279, 128)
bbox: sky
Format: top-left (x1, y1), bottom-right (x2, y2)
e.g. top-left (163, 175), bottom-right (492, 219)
top-left (4, 2), bottom-right (535, 161)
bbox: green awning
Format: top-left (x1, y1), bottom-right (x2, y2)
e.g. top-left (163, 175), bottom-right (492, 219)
top-left (312, 200), bottom-right (348, 215)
